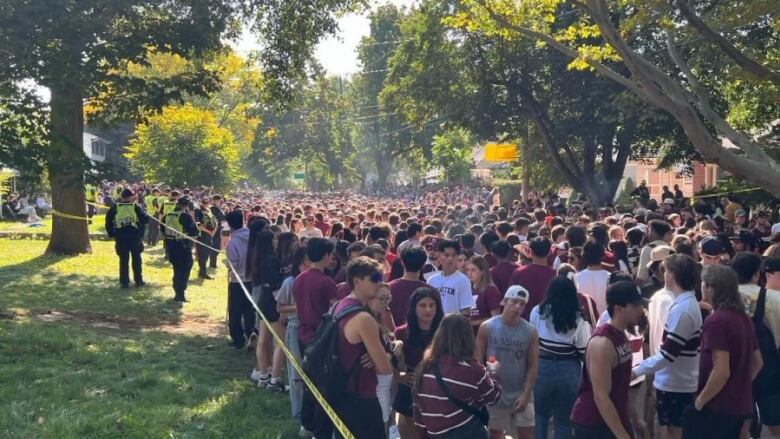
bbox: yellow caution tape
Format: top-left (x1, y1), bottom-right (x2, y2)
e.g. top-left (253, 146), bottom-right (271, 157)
top-left (51, 209), bottom-right (91, 221)
top-left (87, 200), bottom-right (355, 438)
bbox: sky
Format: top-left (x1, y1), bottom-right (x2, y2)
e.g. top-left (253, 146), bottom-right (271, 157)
top-left (234, 0), bottom-right (417, 76)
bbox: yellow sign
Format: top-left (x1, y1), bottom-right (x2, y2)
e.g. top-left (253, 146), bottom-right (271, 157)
top-left (485, 143), bottom-right (518, 162)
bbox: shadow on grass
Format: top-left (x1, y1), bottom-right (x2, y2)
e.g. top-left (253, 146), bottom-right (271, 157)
top-left (0, 252), bottom-right (183, 325)
top-left (0, 318), bottom-right (298, 438)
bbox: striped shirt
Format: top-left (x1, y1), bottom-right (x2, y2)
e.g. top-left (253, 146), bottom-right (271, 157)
top-left (634, 291), bottom-right (702, 393)
top-left (413, 355), bottom-right (501, 436)
top-left (530, 305), bottom-right (591, 359)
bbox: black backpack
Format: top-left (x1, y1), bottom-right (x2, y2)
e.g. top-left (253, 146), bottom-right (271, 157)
top-left (752, 286), bottom-right (780, 399)
top-left (300, 301), bottom-right (367, 437)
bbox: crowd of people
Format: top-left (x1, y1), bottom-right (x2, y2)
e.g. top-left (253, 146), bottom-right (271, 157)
top-left (100, 179), bottom-right (780, 439)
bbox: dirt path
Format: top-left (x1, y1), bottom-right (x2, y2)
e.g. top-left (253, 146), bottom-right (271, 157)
top-left (5, 308), bottom-right (227, 336)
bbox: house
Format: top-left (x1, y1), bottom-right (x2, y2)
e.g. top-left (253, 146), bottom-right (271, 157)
top-left (82, 123), bottom-right (135, 179)
top-left (620, 159), bottom-right (722, 200)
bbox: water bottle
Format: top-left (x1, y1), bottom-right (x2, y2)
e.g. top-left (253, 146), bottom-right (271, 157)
top-left (486, 355), bottom-right (497, 372)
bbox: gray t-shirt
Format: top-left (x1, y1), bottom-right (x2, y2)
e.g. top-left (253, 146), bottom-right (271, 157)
top-left (484, 315), bottom-right (536, 407)
top-left (274, 275), bottom-right (297, 321)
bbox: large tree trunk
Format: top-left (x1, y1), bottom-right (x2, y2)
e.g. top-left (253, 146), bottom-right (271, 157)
top-left (375, 151), bottom-right (392, 188)
top-left (45, 80), bottom-right (91, 255)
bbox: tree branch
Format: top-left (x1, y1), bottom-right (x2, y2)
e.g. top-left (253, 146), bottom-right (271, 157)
top-left (665, 31), bottom-right (775, 167)
top-left (472, 0), bottom-right (646, 97)
top-left (675, 0), bottom-right (780, 86)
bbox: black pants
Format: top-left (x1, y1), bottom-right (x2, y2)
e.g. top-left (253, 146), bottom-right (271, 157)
top-left (167, 241), bottom-right (193, 300)
top-left (209, 229), bottom-right (221, 268)
top-left (228, 281), bottom-right (255, 347)
top-left (334, 396), bottom-right (384, 439)
top-left (196, 236), bottom-right (212, 276)
top-left (116, 239), bottom-right (143, 286)
top-left (574, 423), bottom-right (618, 439)
top-left (682, 405), bottom-right (745, 439)
top-left (146, 221), bottom-right (159, 246)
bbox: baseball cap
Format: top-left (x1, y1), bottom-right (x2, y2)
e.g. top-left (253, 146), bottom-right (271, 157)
top-left (503, 285), bottom-right (529, 304)
top-left (647, 245), bottom-right (675, 268)
top-left (764, 257), bottom-right (780, 273)
top-left (728, 230), bottom-right (754, 245)
top-left (700, 236), bottom-right (725, 256)
top-left (735, 209), bottom-right (747, 218)
top-left (607, 280), bottom-right (648, 308)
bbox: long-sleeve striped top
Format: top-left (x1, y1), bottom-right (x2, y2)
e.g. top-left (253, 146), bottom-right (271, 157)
top-left (530, 305), bottom-right (592, 359)
top-left (634, 291), bottom-right (702, 393)
top-left (413, 355), bottom-right (501, 436)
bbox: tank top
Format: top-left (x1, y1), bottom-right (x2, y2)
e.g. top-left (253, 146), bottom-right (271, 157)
top-left (484, 315), bottom-right (535, 407)
top-left (335, 297), bottom-right (378, 398)
top-left (570, 323), bottom-right (632, 433)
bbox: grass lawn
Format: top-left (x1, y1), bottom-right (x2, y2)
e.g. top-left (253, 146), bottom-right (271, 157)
top-left (0, 239), bottom-right (298, 438)
top-left (0, 214), bottom-right (108, 234)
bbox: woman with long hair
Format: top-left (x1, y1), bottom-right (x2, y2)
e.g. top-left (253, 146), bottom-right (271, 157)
top-left (248, 230), bottom-right (285, 391)
top-left (608, 240), bottom-right (632, 276)
top-left (274, 246), bottom-right (309, 432)
top-left (393, 287), bottom-right (444, 439)
top-left (413, 314), bottom-right (502, 439)
top-left (276, 232), bottom-right (299, 278)
top-left (684, 265), bottom-right (763, 438)
top-left (530, 275), bottom-right (592, 439)
top-left (465, 256), bottom-right (501, 330)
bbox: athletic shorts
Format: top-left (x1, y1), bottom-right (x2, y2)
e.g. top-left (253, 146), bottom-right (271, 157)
top-left (757, 392), bottom-right (780, 427)
top-left (487, 402), bottom-right (535, 431)
top-left (656, 389), bottom-right (694, 427)
top-left (260, 288), bottom-right (280, 322)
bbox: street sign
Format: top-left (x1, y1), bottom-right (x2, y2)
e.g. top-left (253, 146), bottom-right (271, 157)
top-left (293, 172), bottom-right (305, 180)
top-left (484, 143), bottom-right (518, 162)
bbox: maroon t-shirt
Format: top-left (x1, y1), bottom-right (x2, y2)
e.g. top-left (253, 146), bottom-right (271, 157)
top-left (484, 252), bottom-right (498, 269)
top-left (314, 220), bottom-right (330, 236)
top-left (698, 309), bottom-right (758, 416)
top-left (334, 267), bottom-right (347, 284)
top-left (469, 285), bottom-right (502, 323)
top-left (509, 263), bottom-right (556, 320)
top-left (293, 268), bottom-right (339, 345)
top-left (388, 278), bottom-right (428, 326)
top-left (335, 297), bottom-right (377, 398)
top-left (571, 323), bottom-right (632, 432)
top-left (335, 282), bottom-right (351, 300)
top-left (394, 324), bottom-right (434, 372)
top-left (489, 261), bottom-right (519, 297)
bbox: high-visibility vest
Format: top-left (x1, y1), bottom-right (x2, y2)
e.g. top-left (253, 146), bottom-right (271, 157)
top-left (164, 211), bottom-right (184, 239)
top-left (200, 209), bottom-right (216, 230)
top-left (112, 186), bottom-right (122, 199)
top-left (114, 203), bottom-right (138, 229)
top-left (85, 184), bottom-right (97, 202)
top-left (144, 194), bottom-right (157, 210)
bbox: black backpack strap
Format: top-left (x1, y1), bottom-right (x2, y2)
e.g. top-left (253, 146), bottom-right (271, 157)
top-left (433, 365), bottom-right (489, 426)
top-left (754, 286), bottom-right (767, 322)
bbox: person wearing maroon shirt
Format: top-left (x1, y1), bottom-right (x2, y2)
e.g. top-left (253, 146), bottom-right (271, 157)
top-left (334, 256), bottom-right (394, 438)
top-left (683, 265), bottom-right (763, 439)
top-left (489, 240), bottom-right (519, 297)
top-left (466, 256), bottom-right (502, 332)
top-left (292, 238), bottom-right (338, 349)
top-left (313, 212), bottom-right (330, 236)
top-left (510, 237), bottom-right (557, 320)
top-left (393, 287), bottom-right (444, 439)
top-left (480, 231), bottom-right (500, 268)
top-left (413, 313), bottom-right (502, 438)
top-left (570, 281), bottom-right (645, 439)
top-left (388, 246), bottom-right (429, 326)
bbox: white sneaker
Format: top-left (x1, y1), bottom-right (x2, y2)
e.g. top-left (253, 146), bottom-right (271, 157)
top-left (298, 426), bottom-right (313, 438)
top-left (250, 369), bottom-right (268, 382)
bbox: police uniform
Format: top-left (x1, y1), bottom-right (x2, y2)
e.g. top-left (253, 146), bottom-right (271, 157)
top-left (163, 200), bottom-right (199, 301)
top-left (209, 202), bottom-right (226, 269)
top-left (144, 192), bottom-right (160, 246)
top-left (194, 205), bottom-right (217, 278)
top-left (85, 184), bottom-right (98, 219)
top-left (105, 200), bottom-right (149, 288)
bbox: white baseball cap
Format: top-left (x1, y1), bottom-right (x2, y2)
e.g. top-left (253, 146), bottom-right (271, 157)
top-left (503, 285), bottom-right (529, 304)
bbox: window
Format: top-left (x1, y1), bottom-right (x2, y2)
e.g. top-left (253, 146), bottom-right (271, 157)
top-left (91, 138), bottom-right (106, 157)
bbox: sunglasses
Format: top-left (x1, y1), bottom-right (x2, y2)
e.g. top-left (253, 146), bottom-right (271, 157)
top-left (376, 295), bottom-right (392, 304)
top-left (370, 271), bottom-right (383, 283)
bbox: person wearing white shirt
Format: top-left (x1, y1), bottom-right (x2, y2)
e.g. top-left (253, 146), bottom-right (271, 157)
top-left (633, 254), bottom-right (702, 439)
top-left (427, 239), bottom-right (473, 315)
top-left (575, 241), bottom-right (611, 314)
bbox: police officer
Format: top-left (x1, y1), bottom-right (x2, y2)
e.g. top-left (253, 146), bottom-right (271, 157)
top-left (144, 188), bottom-right (161, 246)
top-left (105, 189), bottom-right (149, 289)
top-left (85, 182), bottom-right (98, 224)
top-left (195, 197), bottom-right (217, 279)
top-left (209, 194), bottom-right (226, 269)
top-left (163, 196), bottom-right (199, 302)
